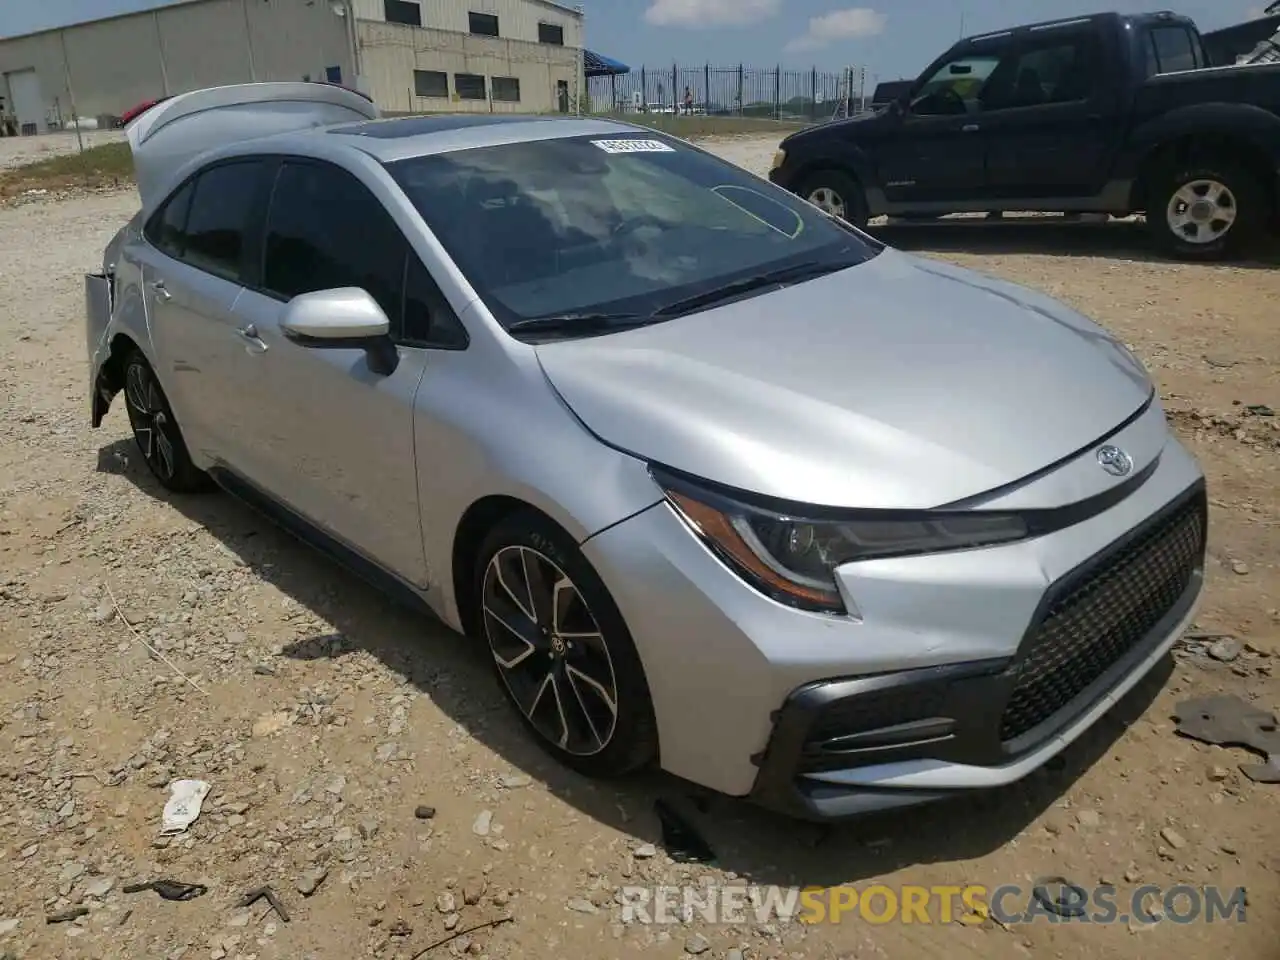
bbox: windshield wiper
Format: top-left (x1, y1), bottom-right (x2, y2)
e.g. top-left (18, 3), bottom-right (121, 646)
top-left (650, 259), bottom-right (861, 318)
top-left (506, 312), bottom-right (656, 338)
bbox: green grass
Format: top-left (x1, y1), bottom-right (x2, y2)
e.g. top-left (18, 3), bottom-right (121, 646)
top-left (0, 141), bottom-right (134, 198)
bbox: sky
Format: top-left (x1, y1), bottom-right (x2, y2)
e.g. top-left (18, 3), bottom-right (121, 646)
top-left (0, 0), bottom-right (1270, 83)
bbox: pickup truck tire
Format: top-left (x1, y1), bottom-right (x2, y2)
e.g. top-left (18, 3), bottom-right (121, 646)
top-left (1147, 161), bottom-right (1266, 261)
top-left (797, 170), bottom-right (870, 227)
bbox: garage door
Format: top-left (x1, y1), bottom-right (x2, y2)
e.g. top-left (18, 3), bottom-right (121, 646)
top-left (7, 70), bottom-right (46, 134)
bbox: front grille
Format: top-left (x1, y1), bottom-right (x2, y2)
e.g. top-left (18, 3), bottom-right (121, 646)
top-left (999, 490), bottom-right (1205, 743)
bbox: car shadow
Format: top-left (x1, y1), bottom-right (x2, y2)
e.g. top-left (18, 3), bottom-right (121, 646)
top-left (870, 217), bottom-right (1280, 269)
top-left (99, 437), bottom-right (1173, 891)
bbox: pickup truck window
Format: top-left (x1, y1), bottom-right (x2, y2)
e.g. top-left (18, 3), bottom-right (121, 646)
top-left (982, 34), bottom-right (1102, 110)
top-left (1146, 26), bottom-right (1203, 76)
top-left (912, 54), bottom-right (1002, 115)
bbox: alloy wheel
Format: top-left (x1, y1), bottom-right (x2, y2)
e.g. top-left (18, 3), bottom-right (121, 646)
top-left (1165, 179), bottom-right (1237, 245)
top-left (482, 546), bottom-right (619, 756)
top-left (124, 361), bottom-right (177, 482)
top-left (807, 186), bottom-right (847, 219)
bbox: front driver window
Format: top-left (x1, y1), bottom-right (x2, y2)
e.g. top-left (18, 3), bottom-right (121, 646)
top-left (910, 54), bottom-right (1003, 116)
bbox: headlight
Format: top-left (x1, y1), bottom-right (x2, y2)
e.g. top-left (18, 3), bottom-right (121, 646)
top-left (771, 149), bottom-right (786, 171)
top-left (655, 470), bottom-right (1028, 614)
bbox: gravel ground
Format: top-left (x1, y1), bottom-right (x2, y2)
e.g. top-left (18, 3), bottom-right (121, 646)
top-left (1, 133), bottom-right (1278, 960)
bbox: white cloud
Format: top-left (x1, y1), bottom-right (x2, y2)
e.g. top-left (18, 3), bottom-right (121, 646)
top-left (785, 7), bottom-right (887, 53)
top-left (643, 0), bottom-right (780, 28)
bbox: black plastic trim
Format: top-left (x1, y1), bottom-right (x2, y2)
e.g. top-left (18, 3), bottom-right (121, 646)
top-left (207, 465), bottom-right (434, 613)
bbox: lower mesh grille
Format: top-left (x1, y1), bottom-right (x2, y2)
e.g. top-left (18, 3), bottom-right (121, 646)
top-left (999, 490), bottom-right (1205, 743)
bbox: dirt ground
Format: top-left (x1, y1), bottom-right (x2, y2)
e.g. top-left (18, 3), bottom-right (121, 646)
top-left (1, 132), bottom-right (1278, 960)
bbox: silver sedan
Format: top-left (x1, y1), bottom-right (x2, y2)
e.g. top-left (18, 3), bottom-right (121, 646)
top-left (86, 83), bottom-right (1206, 820)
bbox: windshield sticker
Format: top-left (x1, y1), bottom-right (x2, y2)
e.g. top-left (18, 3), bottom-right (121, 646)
top-left (591, 139), bottom-right (676, 154)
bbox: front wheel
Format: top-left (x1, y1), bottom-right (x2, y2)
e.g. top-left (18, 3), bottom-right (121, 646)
top-left (474, 511), bottom-right (658, 778)
top-left (797, 169), bottom-right (870, 228)
top-left (1147, 161), bottom-right (1267, 261)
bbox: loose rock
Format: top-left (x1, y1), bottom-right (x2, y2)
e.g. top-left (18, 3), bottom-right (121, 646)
top-left (684, 933), bottom-right (711, 954)
top-left (296, 867), bottom-right (329, 897)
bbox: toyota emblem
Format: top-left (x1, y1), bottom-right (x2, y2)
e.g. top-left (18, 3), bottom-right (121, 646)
top-left (1096, 445), bottom-right (1133, 477)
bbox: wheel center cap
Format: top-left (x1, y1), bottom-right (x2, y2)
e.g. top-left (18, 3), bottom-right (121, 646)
top-left (550, 636), bottom-right (566, 656)
top-left (1190, 200), bottom-right (1214, 221)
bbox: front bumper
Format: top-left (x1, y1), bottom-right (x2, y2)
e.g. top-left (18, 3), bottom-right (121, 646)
top-left (581, 408), bottom-right (1206, 818)
top-left (749, 480), bottom-right (1204, 820)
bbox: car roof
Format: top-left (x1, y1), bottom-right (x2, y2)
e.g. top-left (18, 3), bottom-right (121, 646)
top-left (256, 114), bottom-right (659, 165)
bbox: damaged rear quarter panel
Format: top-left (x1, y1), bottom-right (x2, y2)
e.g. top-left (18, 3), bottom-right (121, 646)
top-left (87, 213), bottom-right (154, 426)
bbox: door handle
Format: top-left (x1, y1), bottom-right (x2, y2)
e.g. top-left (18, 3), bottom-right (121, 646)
top-left (148, 279), bottom-right (171, 302)
top-left (961, 123), bottom-right (980, 133)
top-left (236, 323), bottom-right (268, 354)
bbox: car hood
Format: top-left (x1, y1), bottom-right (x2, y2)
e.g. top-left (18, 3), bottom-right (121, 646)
top-left (534, 249), bottom-right (1152, 509)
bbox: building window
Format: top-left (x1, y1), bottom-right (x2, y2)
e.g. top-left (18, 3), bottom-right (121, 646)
top-left (455, 73), bottom-right (488, 100)
top-left (414, 70), bottom-right (449, 98)
top-left (384, 0), bottom-right (422, 27)
top-left (492, 77), bottom-right (521, 102)
top-left (469, 12), bottom-right (500, 36)
top-left (538, 22), bottom-right (564, 45)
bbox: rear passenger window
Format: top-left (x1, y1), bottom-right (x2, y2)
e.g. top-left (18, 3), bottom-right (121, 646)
top-left (183, 161), bottom-right (267, 282)
top-left (145, 180), bottom-right (195, 259)
top-left (1147, 27), bottom-right (1201, 76)
top-left (261, 161), bottom-right (406, 331)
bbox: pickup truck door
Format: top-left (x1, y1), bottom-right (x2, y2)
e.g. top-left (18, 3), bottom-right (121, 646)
top-left (874, 48), bottom-right (1008, 205)
top-left (977, 28), bottom-right (1120, 200)
top-left (874, 113), bottom-right (987, 204)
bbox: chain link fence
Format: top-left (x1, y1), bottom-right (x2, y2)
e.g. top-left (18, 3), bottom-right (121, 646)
top-left (588, 64), bottom-right (871, 123)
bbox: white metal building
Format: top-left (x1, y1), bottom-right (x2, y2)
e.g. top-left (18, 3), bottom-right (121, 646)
top-left (0, 0), bottom-right (585, 134)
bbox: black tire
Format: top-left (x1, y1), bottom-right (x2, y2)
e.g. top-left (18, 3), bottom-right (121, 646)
top-left (121, 349), bottom-right (210, 493)
top-left (797, 169), bottom-right (870, 227)
top-left (473, 510), bottom-right (658, 778)
top-left (1146, 160), bottom-right (1267, 261)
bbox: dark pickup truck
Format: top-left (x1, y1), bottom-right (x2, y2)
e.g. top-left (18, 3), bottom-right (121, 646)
top-left (769, 10), bottom-right (1280, 260)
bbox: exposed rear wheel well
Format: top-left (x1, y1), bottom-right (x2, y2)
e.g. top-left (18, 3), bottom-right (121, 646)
top-left (101, 334), bottom-right (138, 391)
top-left (451, 496), bottom-right (567, 638)
top-left (1132, 135), bottom-right (1278, 214)
top-left (92, 333), bottom-right (141, 427)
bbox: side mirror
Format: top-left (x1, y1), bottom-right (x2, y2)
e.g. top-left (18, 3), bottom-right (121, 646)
top-left (281, 287), bottom-right (399, 375)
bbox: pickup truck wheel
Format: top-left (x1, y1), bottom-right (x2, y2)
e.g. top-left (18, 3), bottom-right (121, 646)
top-left (1149, 162), bottom-right (1265, 260)
top-left (798, 171), bottom-right (869, 227)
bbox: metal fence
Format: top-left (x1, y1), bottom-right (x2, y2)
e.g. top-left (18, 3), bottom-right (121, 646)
top-left (588, 64), bottom-right (870, 122)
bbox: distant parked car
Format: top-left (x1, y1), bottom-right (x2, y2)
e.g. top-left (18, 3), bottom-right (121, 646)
top-left (771, 10), bottom-right (1280, 260)
top-left (120, 97), bottom-right (171, 127)
top-left (87, 82), bottom-right (1207, 821)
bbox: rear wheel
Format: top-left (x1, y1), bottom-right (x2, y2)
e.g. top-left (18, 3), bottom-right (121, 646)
top-left (1147, 160), bottom-right (1267, 261)
top-left (121, 350), bottom-right (210, 493)
top-left (474, 511), bottom-right (658, 778)
top-left (798, 169), bottom-right (870, 227)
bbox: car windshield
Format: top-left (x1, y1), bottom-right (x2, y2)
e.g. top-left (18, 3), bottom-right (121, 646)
top-left (385, 133), bottom-right (881, 335)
